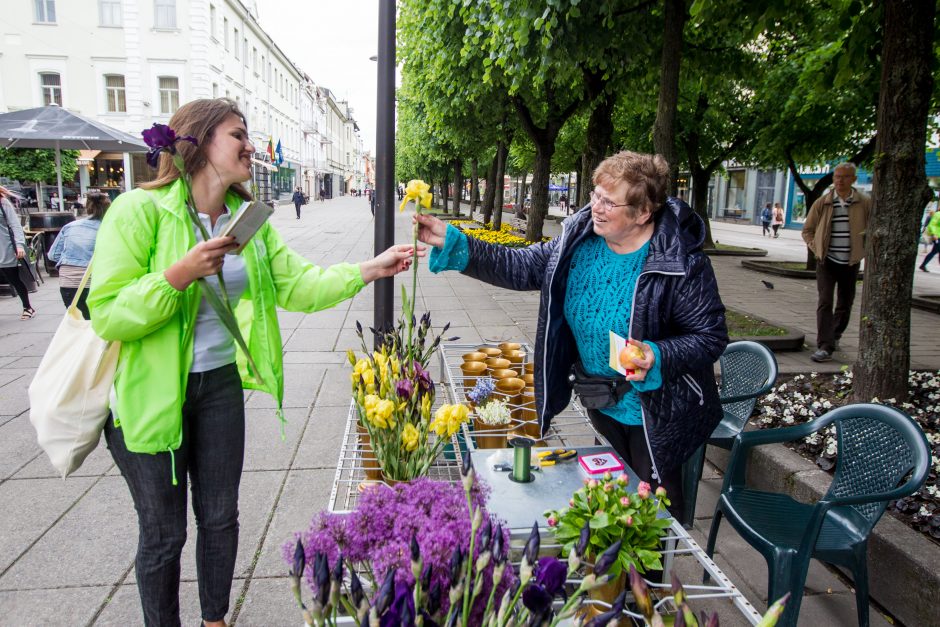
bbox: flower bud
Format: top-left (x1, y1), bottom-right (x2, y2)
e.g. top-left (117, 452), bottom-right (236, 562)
top-left (593, 540), bottom-right (621, 577)
top-left (290, 539), bottom-right (306, 578)
top-left (575, 521), bottom-right (591, 558)
top-left (547, 515), bottom-right (557, 527)
top-left (655, 485), bottom-right (668, 498)
top-left (603, 471), bottom-right (613, 481)
top-left (637, 481), bottom-right (652, 499)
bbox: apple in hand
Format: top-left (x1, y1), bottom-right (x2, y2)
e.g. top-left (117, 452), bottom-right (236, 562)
top-left (618, 343), bottom-right (645, 374)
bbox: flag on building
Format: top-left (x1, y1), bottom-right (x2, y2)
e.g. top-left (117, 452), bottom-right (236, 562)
top-left (266, 137), bottom-right (275, 161)
top-left (275, 139), bottom-right (284, 166)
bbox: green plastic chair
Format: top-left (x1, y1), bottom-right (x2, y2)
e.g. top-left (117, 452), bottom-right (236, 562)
top-left (705, 403), bottom-right (931, 627)
top-left (679, 341), bottom-right (778, 528)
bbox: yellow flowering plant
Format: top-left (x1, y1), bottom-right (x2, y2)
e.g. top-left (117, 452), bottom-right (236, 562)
top-left (348, 331), bottom-right (468, 481)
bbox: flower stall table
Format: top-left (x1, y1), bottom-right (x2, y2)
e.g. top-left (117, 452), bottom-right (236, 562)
top-left (438, 342), bottom-right (603, 450)
top-left (327, 398), bottom-right (463, 513)
top-left (472, 445), bottom-right (764, 625)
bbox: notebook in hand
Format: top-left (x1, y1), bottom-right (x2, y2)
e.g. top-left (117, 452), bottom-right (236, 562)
top-left (221, 201), bottom-right (274, 254)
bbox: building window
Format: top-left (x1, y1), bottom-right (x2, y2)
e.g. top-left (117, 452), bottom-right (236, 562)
top-left (243, 38), bottom-right (248, 67)
top-left (39, 72), bottom-right (62, 105)
top-left (212, 83), bottom-right (218, 98)
top-left (252, 47), bottom-right (258, 74)
top-left (154, 0), bottom-right (176, 28)
top-left (158, 76), bottom-right (180, 114)
top-left (34, 0), bottom-right (56, 23)
top-left (104, 74), bottom-right (126, 112)
top-left (209, 4), bottom-right (216, 38)
top-left (98, 0), bottom-right (121, 26)
top-left (223, 17), bottom-right (229, 50)
top-left (233, 28), bottom-right (239, 58)
top-left (261, 54), bottom-right (265, 81)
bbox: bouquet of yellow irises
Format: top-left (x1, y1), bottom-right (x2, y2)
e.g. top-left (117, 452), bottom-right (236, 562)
top-left (348, 339), bottom-right (469, 481)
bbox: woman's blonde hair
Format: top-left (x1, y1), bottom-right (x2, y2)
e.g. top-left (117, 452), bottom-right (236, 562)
top-left (141, 98), bottom-right (252, 201)
top-left (593, 151), bottom-right (670, 217)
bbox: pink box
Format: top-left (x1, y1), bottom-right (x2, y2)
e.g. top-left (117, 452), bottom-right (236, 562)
top-left (578, 452), bottom-right (625, 475)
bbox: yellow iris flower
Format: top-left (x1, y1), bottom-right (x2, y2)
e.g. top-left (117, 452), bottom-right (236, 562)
top-left (399, 179), bottom-right (432, 213)
top-left (431, 404), bottom-right (470, 437)
top-left (401, 423), bottom-right (420, 452)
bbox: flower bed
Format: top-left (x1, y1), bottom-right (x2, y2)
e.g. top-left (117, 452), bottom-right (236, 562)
top-left (754, 370), bottom-right (940, 542)
top-left (451, 219), bottom-right (553, 248)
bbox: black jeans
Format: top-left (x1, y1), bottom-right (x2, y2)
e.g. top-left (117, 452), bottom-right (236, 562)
top-left (815, 258), bottom-right (860, 352)
top-left (1, 265), bottom-right (32, 309)
top-left (922, 240), bottom-right (940, 267)
top-left (105, 363), bottom-right (245, 626)
top-left (60, 287), bottom-right (90, 320)
top-left (587, 409), bottom-right (685, 523)
top-left (294, 202), bottom-right (302, 218)
top-left (761, 221), bottom-right (771, 236)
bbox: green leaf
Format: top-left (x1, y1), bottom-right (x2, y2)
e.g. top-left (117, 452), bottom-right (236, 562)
top-left (588, 511), bottom-right (610, 529)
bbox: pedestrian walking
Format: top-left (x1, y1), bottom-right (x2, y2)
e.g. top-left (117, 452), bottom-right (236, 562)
top-left (319, 185), bottom-right (326, 201)
top-left (919, 208), bottom-right (940, 272)
top-left (415, 150), bottom-right (728, 523)
top-left (291, 186), bottom-right (305, 219)
top-left (802, 162), bottom-right (871, 362)
top-left (559, 193), bottom-right (568, 215)
top-left (47, 191), bottom-right (110, 319)
top-left (771, 202), bottom-right (784, 238)
top-left (86, 98), bottom-right (421, 627)
top-left (0, 185), bottom-right (35, 320)
top-left (760, 203), bottom-right (772, 237)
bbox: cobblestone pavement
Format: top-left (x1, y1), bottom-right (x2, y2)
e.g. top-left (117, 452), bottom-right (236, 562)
top-left (0, 196), bottom-right (919, 625)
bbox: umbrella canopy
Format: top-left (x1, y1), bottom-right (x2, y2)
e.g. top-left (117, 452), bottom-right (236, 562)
top-left (0, 105), bottom-right (147, 151)
top-left (0, 105), bottom-right (147, 209)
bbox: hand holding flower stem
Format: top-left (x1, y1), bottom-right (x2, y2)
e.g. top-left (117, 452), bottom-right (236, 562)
top-left (398, 180), bottom-right (432, 368)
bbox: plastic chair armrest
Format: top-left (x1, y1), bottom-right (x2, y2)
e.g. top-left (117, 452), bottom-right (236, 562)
top-left (735, 422), bottom-right (822, 447)
top-left (719, 391), bottom-right (761, 405)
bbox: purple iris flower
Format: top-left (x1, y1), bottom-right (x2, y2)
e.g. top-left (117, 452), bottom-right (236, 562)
top-left (413, 361), bottom-right (433, 395)
top-left (378, 580), bottom-right (415, 627)
top-left (395, 378), bottom-right (414, 399)
top-left (534, 557), bottom-right (567, 597)
top-left (142, 123), bottom-right (197, 168)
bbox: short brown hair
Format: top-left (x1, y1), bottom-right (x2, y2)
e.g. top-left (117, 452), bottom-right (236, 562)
top-left (141, 98), bottom-right (252, 201)
top-left (593, 151), bottom-right (670, 217)
top-left (85, 192), bottom-right (111, 220)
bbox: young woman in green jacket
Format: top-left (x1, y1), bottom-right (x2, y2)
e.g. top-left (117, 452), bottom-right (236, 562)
top-left (87, 99), bottom-right (419, 627)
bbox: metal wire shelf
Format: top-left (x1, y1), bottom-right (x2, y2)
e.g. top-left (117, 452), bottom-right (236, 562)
top-left (438, 341), bottom-right (603, 451)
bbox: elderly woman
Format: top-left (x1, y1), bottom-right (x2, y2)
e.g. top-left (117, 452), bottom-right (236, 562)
top-left (416, 151), bottom-right (728, 521)
top-left (88, 98), bottom-right (419, 627)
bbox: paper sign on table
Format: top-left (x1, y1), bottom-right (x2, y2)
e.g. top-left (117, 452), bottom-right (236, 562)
top-left (579, 452), bottom-right (625, 475)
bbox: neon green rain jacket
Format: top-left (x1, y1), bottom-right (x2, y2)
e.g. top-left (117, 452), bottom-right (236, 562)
top-left (88, 180), bottom-right (365, 456)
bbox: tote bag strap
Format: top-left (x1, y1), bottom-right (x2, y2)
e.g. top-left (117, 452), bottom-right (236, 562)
top-left (69, 256), bottom-right (94, 313)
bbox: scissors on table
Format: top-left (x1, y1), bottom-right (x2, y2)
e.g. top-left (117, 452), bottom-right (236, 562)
top-left (537, 448), bottom-right (577, 466)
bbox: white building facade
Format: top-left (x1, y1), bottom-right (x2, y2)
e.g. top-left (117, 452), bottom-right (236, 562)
top-left (0, 0), bottom-right (362, 202)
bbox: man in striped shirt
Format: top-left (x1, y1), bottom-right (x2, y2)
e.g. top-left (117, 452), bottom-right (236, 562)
top-left (802, 162), bottom-right (872, 363)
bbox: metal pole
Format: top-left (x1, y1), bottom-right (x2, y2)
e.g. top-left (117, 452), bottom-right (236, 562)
top-left (54, 141), bottom-right (64, 211)
top-left (373, 0), bottom-right (395, 347)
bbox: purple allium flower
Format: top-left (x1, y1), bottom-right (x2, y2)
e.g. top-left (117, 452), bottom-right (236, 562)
top-left (141, 123), bottom-right (197, 168)
top-left (395, 378), bottom-right (414, 399)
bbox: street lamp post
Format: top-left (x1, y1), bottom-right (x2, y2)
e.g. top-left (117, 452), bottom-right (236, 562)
top-left (374, 0), bottom-right (395, 347)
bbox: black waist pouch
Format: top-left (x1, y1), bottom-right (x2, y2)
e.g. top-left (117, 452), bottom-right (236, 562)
top-left (568, 361), bottom-right (631, 410)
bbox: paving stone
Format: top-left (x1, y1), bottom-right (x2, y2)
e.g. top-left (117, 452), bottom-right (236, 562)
top-left (94, 579), bottom-right (235, 626)
top-left (250, 468), bottom-right (335, 578)
top-left (244, 407), bottom-right (310, 472)
top-left (12, 435), bottom-right (114, 480)
top-left (282, 351), bottom-right (346, 365)
top-left (0, 476), bottom-right (135, 590)
top-left (0, 585), bottom-right (108, 626)
top-left (282, 327), bottom-right (341, 352)
top-left (0, 416), bottom-right (43, 481)
top-left (245, 365), bottom-right (325, 409)
top-left (0, 475), bottom-right (96, 573)
top-left (232, 576), bottom-right (305, 626)
top-left (292, 406), bottom-right (349, 470)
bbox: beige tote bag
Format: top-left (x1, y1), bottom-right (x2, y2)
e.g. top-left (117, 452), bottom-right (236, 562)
top-left (29, 260), bottom-right (120, 478)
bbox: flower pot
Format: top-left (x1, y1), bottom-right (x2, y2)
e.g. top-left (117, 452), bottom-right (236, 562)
top-left (357, 430), bottom-right (382, 480)
top-left (472, 418), bottom-right (508, 449)
top-left (503, 349), bottom-right (525, 367)
top-left (460, 361), bottom-right (487, 398)
top-left (484, 357), bottom-right (511, 375)
top-left (490, 368), bottom-right (519, 381)
top-left (523, 362), bottom-right (535, 376)
top-left (380, 474), bottom-right (408, 487)
top-left (522, 373), bottom-right (535, 386)
top-left (498, 341), bottom-right (522, 355)
top-left (478, 346), bottom-right (502, 358)
top-left (578, 566), bottom-right (627, 623)
top-left (493, 377), bottom-right (526, 406)
top-left (462, 351), bottom-right (487, 363)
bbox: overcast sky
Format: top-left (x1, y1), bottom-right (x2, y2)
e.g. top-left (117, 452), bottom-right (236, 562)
top-left (255, 0), bottom-right (381, 151)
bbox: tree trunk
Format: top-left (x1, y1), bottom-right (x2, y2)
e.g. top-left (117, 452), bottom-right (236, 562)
top-left (691, 166), bottom-right (715, 249)
top-left (470, 158), bottom-right (479, 218)
top-left (441, 178), bottom-right (449, 215)
top-left (652, 0), bottom-right (686, 194)
top-left (852, 0), bottom-right (935, 403)
top-left (493, 140), bottom-right (509, 230)
top-left (451, 158), bottom-right (462, 217)
top-left (575, 155), bottom-right (586, 208)
top-left (526, 142), bottom-right (555, 242)
top-left (482, 154), bottom-right (497, 223)
top-left (579, 153), bottom-right (592, 209)
top-left (583, 91), bottom-right (615, 195)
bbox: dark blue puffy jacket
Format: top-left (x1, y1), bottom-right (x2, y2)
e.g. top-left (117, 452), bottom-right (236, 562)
top-left (462, 198), bottom-right (728, 477)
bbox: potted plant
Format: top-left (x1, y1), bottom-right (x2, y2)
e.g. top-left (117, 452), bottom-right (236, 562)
top-left (466, 377), bottom-right (511, 449)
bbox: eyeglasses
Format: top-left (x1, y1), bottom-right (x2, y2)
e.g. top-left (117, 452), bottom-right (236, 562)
top-left (590, 190), bottom-right (630, 212)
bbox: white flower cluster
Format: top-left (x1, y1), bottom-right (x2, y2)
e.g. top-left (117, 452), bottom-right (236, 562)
top-left (475, 399), bottom-right (512, 426)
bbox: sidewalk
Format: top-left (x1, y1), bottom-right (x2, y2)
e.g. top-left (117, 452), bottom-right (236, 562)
top-left (0, 196), bottom-right (922, 625)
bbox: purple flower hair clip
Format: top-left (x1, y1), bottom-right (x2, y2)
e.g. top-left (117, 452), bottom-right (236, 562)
top-left (142, 123), bottom-right (197, 168)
